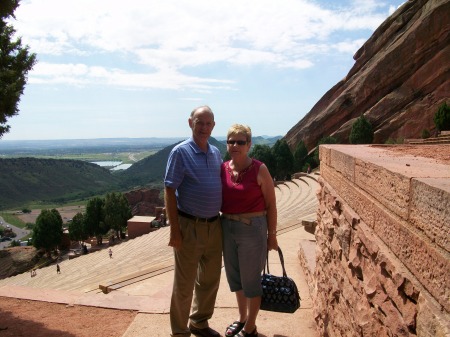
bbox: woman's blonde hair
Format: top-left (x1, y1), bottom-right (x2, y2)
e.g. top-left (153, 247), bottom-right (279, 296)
top-left (227, 124), bottom-right (252, 143)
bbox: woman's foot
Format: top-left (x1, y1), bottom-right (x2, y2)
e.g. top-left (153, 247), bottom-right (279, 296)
top-left (225, 321), bottom-right (245, 337)
top-left (241, 326), bottom-right (258, 337)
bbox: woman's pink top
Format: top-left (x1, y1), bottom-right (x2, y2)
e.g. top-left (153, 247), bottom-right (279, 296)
top-left (221, 159), bottom-right (266, 214)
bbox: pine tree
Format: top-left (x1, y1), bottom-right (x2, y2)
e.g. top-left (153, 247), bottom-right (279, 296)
top-left (434, 102), bottom-right (450, 132)
top-left (349, 115), bottom-right (374, 144)
top-left (293, 141), bottom-right (308, 173)
top-left (0, 0), bottom-right (37, 138)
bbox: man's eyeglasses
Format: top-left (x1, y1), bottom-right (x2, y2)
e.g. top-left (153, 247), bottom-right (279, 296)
top-left (227, 140), bottom-right (247, 146)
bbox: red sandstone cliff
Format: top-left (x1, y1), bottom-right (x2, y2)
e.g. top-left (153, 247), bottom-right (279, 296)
top-left (124, 188), bottom-right (164, 216)
top-left (285, 0), bottom-right (450, 151)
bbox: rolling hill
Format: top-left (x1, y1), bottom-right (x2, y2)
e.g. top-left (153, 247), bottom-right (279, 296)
top-left (0, 157), bottom-right (121, 209)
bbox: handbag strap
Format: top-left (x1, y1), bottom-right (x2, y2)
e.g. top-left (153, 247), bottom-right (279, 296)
top-left (264, 247), bottom-right (288, 278)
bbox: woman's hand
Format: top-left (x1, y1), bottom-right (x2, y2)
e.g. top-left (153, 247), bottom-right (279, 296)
top-left (267, 234), bottom-right (278, 251)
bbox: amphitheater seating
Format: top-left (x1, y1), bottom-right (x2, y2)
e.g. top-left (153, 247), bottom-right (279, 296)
top-left (0, 173), bottom-right (320, 293)
top-left (276, 174), bottom-right (319, 234)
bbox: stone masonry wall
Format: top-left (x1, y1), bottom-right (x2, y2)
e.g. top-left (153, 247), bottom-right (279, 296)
top-left (314, 144), bottom-right (449, 337)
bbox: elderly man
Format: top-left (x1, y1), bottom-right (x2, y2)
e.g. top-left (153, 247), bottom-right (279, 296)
top-left (164, 105), bottom-right (222, 337)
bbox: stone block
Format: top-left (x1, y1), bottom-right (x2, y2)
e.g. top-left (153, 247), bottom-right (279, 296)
top-left (409, 177), bottom-right (450, 252)
top-left (335, 214), bottom-right (351, 256)
top-left (416, 294), bottom-right (450, 337)
top-left (319, 145), bottom-right (331, 166)
top-left (320, 164), bottom-right (378, 229)
top-left (373, 201), bottom-right (450, 311)
top-left (342, 203), bottom-right (360, 228)
top-left (357, 221), bottom-right (380, 257)
top-left (380, 300), bottom-right (410, 337)
top-left (355, 159), bottom-right (411, 220)
top-left (321, 174), bottom-right (449, 311)
top-left (329, 147), bottom-right (355, 182)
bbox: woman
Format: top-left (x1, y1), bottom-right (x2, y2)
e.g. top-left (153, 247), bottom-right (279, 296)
top-left (221, 124), bottom-right (278, 337)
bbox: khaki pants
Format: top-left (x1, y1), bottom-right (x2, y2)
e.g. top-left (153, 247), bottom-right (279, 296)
top-left (170, 216), bottom-right (223, 336)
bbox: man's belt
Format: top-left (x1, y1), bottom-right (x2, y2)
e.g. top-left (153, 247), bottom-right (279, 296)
top-left (221, 211), bottom-right (267, 225)
top-left (178, 209), bottom-right (219, 223)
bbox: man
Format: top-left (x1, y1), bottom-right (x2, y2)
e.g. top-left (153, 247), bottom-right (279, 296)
top-left (165, 106), bottom-right (222, 337)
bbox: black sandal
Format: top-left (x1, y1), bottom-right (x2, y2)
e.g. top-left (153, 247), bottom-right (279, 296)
top-left (225, 321), bottom-right (245, 337)
top-left (241, 327), bottom-right (258, 337)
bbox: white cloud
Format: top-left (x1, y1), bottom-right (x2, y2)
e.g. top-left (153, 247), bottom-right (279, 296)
top-left (13, 0), bottom-right (400, 90)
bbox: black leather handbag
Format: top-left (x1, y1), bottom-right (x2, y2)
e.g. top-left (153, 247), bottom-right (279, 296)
top-left (260, 247), bottom-right (301, 313)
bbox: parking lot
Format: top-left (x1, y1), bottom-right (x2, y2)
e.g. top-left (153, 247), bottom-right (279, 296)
top-left (0, 216), bottom-right (31, 249)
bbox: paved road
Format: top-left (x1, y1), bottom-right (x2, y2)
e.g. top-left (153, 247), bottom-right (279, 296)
top-left (0, 216), bottom-right (31, 249)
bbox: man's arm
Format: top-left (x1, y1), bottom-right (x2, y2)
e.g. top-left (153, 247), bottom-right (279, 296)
top-left (164, 186), bottom-right (182, 250)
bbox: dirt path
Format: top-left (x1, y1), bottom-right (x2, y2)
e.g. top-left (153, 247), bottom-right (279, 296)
top-left (0, 297), bottom-right (136, 337)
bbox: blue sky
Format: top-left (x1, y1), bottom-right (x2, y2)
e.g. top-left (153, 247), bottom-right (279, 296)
top-left (3, 0), bottom-right (405, 141)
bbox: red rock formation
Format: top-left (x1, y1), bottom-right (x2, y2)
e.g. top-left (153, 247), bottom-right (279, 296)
top-left (124, 188), bottom-right (164, 216)
top-left (285, 0), bottom-right (450, 152)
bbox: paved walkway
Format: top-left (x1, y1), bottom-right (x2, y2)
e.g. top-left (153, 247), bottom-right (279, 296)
top-left (0, 173), bottom-right (320, 337)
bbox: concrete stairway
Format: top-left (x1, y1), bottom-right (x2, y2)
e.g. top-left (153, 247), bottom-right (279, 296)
top-left (276, 173), bottom-right (319, 233)
top-left (406, 133), bottom-right (450, 145)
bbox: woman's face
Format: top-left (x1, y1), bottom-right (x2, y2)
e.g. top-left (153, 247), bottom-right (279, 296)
top-left (227, 133), bottom-right (251, 158)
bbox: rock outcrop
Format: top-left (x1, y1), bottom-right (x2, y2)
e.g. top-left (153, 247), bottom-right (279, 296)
top-left (285, 0), bottom-right (450, 152)
top-left (124, 188), bottom-right (164, 216)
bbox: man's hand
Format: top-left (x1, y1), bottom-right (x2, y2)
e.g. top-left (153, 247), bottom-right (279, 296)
top-left (169, 226), bottom-right (183, 250)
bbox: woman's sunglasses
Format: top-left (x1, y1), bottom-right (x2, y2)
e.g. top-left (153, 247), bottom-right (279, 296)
top-left (226, 140), bottom-right (247, 146)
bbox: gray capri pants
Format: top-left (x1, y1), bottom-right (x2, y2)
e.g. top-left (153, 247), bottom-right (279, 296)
top-left (221, 215), bottom-right (268, 298)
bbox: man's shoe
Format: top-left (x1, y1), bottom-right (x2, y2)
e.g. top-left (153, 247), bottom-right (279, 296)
top-left (189, 324), bottom-right (220, 337)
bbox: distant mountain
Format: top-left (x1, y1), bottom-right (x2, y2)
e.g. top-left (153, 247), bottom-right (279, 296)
top-left (0, 158), bottom-right (120, 209)
top-left (0, 137), bottom-right (186, 155)
top-left (0, 136), bottom-right (279, 155)
top-left (253, 136), bottom-right (282, 145)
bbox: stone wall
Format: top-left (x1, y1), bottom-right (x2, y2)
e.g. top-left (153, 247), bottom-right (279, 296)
top-left (313, 144), bottom-right (449, 337)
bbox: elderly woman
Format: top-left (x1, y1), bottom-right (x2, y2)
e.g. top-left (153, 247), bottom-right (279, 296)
top-left (221, 124), bottom-right (278, 337)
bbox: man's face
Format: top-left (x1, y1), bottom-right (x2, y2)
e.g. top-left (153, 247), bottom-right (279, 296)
top-left (189, 109), bottom-right (215, 142)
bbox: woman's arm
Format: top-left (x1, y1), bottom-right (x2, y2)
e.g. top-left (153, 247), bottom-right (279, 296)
top-left (258, 164), bottom-right (278, 250)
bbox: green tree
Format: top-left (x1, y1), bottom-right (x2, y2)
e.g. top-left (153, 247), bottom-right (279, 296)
top-left (68, 212), bottom-right (87, 244)
top-left (293, 141), bottom-right (308, 173)
top-left (349, 115), bottom-right (374, 144)
top-left (433, 102), bottom-right (450, 132)
top-left (271, 139), bottom-right (294, 180)
top-left (314, 135), bottom-right (338, 166)
top-left (223, 150), bottom-right (231, 161)
top-left (421, 129), bottom-right (430, 139)
top-left (32, 209), bottom-right (63, 256)
top-left (84, 197), bottom-right (107, 245)
top-left (0, 0), bottom-right (37, 138)
top-left (249, 144), bottom-right (276, 178)
top-left (104, 192), bottom-right (132, 240)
